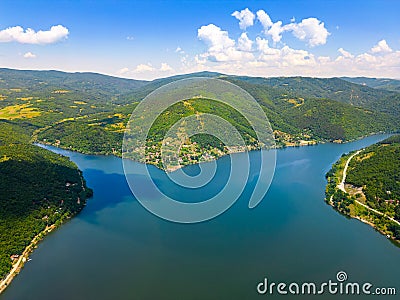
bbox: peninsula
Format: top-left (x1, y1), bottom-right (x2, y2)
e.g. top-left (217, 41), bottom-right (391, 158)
top-left (325, 135), bottom-right (400, 244)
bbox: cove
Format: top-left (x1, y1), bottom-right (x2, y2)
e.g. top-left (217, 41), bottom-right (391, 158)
top-left (1, 134), bottom-right (399, 300)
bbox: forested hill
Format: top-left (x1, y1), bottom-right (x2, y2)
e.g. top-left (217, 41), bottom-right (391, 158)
top-left (0, 68), bottom-right (148, 94)
top-left (228, 75), bottom-right (399, 116)
top-left (341, 77), bottom-right (400, 93)
top-left (0, 120), bottom-right (92, 279)
top-left (326, 135), bottom-right (400, 242)
top-left (0, 68), bottom-right (399, 156)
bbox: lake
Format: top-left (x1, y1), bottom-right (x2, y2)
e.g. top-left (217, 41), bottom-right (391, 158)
top-left (1, 134), bottom-right (399, 299)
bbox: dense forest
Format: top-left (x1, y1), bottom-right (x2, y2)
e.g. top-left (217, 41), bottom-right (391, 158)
top-left (342, 77), bottom-right (400, 93)
top-left (326, 135), bottom-right (400, 241)
top-left (0, 121), bottom-right (92, 279)
top-left (1, 68), bottom-right (397, 165)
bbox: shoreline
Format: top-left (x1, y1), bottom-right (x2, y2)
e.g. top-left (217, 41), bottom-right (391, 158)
top-left (0, 170), bottom-right (91, 295)
top-left (0, 224), bottom-right (56, 294)
top-left (36, 132), bottom-right (394, 173)
top-left (326, 143), bottom-right (400, 246)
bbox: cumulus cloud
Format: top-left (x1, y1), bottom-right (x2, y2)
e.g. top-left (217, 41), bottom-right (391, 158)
top-left (256, 10), bottom-right (273, 29)
top-left (371, 39), bottom-right (392, 54)
top-left (257, 9), bottom-right (330, 47)
top-left (0, 25), bottom-right (69, 44)
top-left (134, 63), bottom-right (155, 73)
top-left (197, 24), bottom-right (253, 62)
top-left (267, 21), bottom-right (285, 43)
top-left (283, 18), bottom-right (330, 47)
top-left (337, 48), bottom-right (354, 59)
top-left (117, 67), bottom-right (130, 75)
top-left (232, 8), bottom-right (255, 30)
top-left (160, 62), bottom-right (173, 72)
top-left (117, 63), bottom-right (174, 79)
top-left (23, 52), bottom-right (36, 59)
top-left (255, 37), bottom-right (315, 66)
top-left (193, 16), bottom-right (400, 79)
top-left (237, 33), bottom-right (253, 52)
top-left (256, 10), bottom-right (284, 43)
top-left (119, 9), bottom-right (400, 79)
top-left (198, 24), bottom-right (235, 52)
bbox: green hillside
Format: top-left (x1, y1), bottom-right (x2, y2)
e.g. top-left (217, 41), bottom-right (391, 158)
top-left (0, 69), bottom-right (399, 164)
top-left (230, 76), bottom-right (399, 116)
top-left (346, 135), bottom-right (400, 217)
top-left (0, 121), bottom-right (92, 279)
top-left (325, 135), bottom-right (400, 243)
top-left (342, 77), bottom-right (400, 93)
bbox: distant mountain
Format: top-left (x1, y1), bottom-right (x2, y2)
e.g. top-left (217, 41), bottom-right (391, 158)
top-left (117, 71), bottom-right (223, 104)
top-left (228, 76), bottom-right (399, 116)
top-left (341, 77), bottom-right (400, 93)
top-left (223, 77), bottom-right (399, 141)
top-left (0, 68), bottom-right (148, 97)
top-left (0, 68), bottom-right (398, 154)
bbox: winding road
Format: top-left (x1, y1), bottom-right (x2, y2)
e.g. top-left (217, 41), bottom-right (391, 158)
top-left (338, 149), bottom-right (400, 226)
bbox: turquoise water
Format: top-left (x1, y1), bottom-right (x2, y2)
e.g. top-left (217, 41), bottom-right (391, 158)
top-left (2, 134), bottom-right (399, 299)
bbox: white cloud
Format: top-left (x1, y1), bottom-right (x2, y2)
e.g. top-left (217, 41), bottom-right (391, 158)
top-left (23, 52), bottom-right (36, 59)
top-left (175, 46), bottom-right (185, 54)
top-left (134, 63), bottom-right (155, 73)
top-left (126, 36), bottom-right (134, 41)
top-left (0, 25), bottom-right (69, 44)
top-left (237, 33), bottom-right (253, 52)
top-left (198, 24), bottom-right (235, 52)
top-left (256, 10), bottom-right (273, 29)
top-left (256, 37), bottom-right (280, 62)
top-left (255, 37), bottom-right (315, 66)
top-left (257, 11), bottom-right (329, 47)
top-left (337, 48), bottom-right (354, 59)
top-left (160, 62), bottom-right (173, 72)
top-left (197, 24), bottom-right (253, 62)
top-left (371, 39), bottom-right (392, 54)
top-left (117, 9), bottom-right (400, 80)
top-left (231, 8), bottom-right (255, 30)
top-left (257, 9), bottom-right (285, 44)
top-left (283, 18), bottom-right (330, 47)
top-left (117, 67), bottom-right (130, 75)
top-left (116, 63), bottom-right (174, 79)
top-left (267, 21), bottom-right (284, 43)
top-left (194, 20), bottom-right (400, 79)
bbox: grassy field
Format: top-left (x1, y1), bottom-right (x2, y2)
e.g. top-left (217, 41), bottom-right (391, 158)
top-left (0, 104), bottom-right (41, 120)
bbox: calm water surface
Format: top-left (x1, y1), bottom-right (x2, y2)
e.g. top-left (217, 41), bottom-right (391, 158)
top-left (2, 134), bottom-right (399, 300)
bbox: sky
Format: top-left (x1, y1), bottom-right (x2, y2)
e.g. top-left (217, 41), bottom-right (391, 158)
top-left (0, 0), bottom-right (399, 80)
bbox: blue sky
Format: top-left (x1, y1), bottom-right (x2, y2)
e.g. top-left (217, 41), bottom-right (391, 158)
top-left (0, 0), bottom-right (399, 79)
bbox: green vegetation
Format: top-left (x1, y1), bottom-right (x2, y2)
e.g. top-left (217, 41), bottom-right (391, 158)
top-left (226, 77), bottom-right (399, 143)
top-left (342, 77), bottom-right (400, 93)
top-left (1, 68), bottom-right (394, 167)
top-left (231, 76), bottom-right (400, 116)
top-left (0, 121), bottom-right (92, 279)
top-left (0, 68), bottom-right (399, 278)
top-left (138, 98), bottom-right (259, 169)
top-left (346, 136), bottom-right (400, 220)
top-left (326, 135), bottom-right (400, 243)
